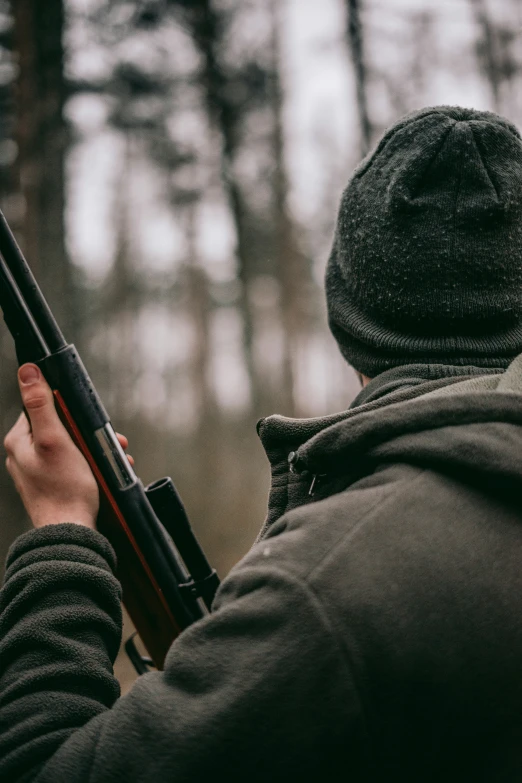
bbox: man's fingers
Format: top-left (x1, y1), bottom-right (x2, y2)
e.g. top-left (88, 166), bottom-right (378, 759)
top-left (116, 433), bottom-right (129, 449)
top-left (4, 412), bottom-right (29, 455)
top-left (17, 364), bottom-right (65, 452)
top-left (12, 411), bottom-right (30, 437)
top-left (116, 432), bottom-right (134, 466)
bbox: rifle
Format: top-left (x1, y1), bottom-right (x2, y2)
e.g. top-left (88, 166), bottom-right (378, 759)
top-left (0, 210), bottom-right (219, 674)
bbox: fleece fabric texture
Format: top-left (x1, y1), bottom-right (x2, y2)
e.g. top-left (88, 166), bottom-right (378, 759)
top-left (4, 358), bottom-right (522, 781)
top-left (326, 105), bottom-right (522, 376)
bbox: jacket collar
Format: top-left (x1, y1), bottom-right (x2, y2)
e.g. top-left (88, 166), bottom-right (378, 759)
top-left (350, 363), bottom-right (500, 407)
top-left (255, 363), bottom-right (504, 541)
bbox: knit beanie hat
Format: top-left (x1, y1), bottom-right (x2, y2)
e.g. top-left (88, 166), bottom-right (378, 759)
top-left (325, 105), bottom-right (522, 377)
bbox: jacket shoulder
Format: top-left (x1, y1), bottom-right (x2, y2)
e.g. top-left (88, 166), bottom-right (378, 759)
top-left (245, 460), bottom-right (522, 678)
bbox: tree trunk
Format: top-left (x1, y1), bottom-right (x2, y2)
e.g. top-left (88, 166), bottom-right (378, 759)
top-left (12, 0), bottom-right (75, 330)
top-left (103, 134), bottom-right (140, 418)
top-left (470, 0), bottom-right (501, 110)
top-left (177, 0), bottom-right (263, 413)
top-left (0, 0), bottom-right (73, 575)
top-left (184, 203), bottom-right (217, 428)
top-left (346, 0), bottom-right (372, 158)
top-left (269, 0), bottom-right (312, 417)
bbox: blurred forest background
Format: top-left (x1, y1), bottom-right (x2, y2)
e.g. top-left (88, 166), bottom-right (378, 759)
top-left (0, 0), bottom-right (520, 687)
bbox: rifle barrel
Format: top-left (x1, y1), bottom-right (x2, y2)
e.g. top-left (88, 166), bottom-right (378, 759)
top-left (0, 211), bottom-right (67, 352)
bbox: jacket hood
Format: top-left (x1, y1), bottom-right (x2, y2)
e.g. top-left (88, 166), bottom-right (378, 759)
top-left (256, 355), bottom-right (522, 538)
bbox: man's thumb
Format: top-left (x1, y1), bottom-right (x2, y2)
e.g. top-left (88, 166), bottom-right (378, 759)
top-left (18, 364), bottom-right (60, 448)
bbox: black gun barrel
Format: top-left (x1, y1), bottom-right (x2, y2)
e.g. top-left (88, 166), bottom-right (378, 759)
top-left (0, 248), bottom-right (50, 359)
top-left (0, 211), bottom-right (67, 352)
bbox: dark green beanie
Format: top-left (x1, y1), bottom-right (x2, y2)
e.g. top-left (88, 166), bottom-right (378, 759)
top-left (326, 105), bottom-right (522, 377)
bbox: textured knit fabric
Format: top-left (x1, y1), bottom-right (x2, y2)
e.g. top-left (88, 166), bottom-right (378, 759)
top-left (326, 105), bottom-right (522, 376)
top-left (4, 360), bottom-right (522, 780)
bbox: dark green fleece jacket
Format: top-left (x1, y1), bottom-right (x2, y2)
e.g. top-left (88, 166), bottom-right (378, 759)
top-left (3, 357), bottom-right (522, 782)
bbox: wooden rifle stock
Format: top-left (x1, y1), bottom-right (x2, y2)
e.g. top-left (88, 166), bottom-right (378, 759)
top-left (54, 390), bottom-right (182, 668)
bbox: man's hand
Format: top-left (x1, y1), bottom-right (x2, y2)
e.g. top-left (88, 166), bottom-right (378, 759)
top-left (3, 363), bottom-right (133, 530)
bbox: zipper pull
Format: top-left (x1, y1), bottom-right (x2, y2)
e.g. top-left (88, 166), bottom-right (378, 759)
top-left (309, 474), bottom-right (327, 497)
top-left (308, 475), bottom-right (319, 496)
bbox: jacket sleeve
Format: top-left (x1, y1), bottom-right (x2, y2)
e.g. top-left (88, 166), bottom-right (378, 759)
top-left (0, 524), bottom-right (370, 783)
